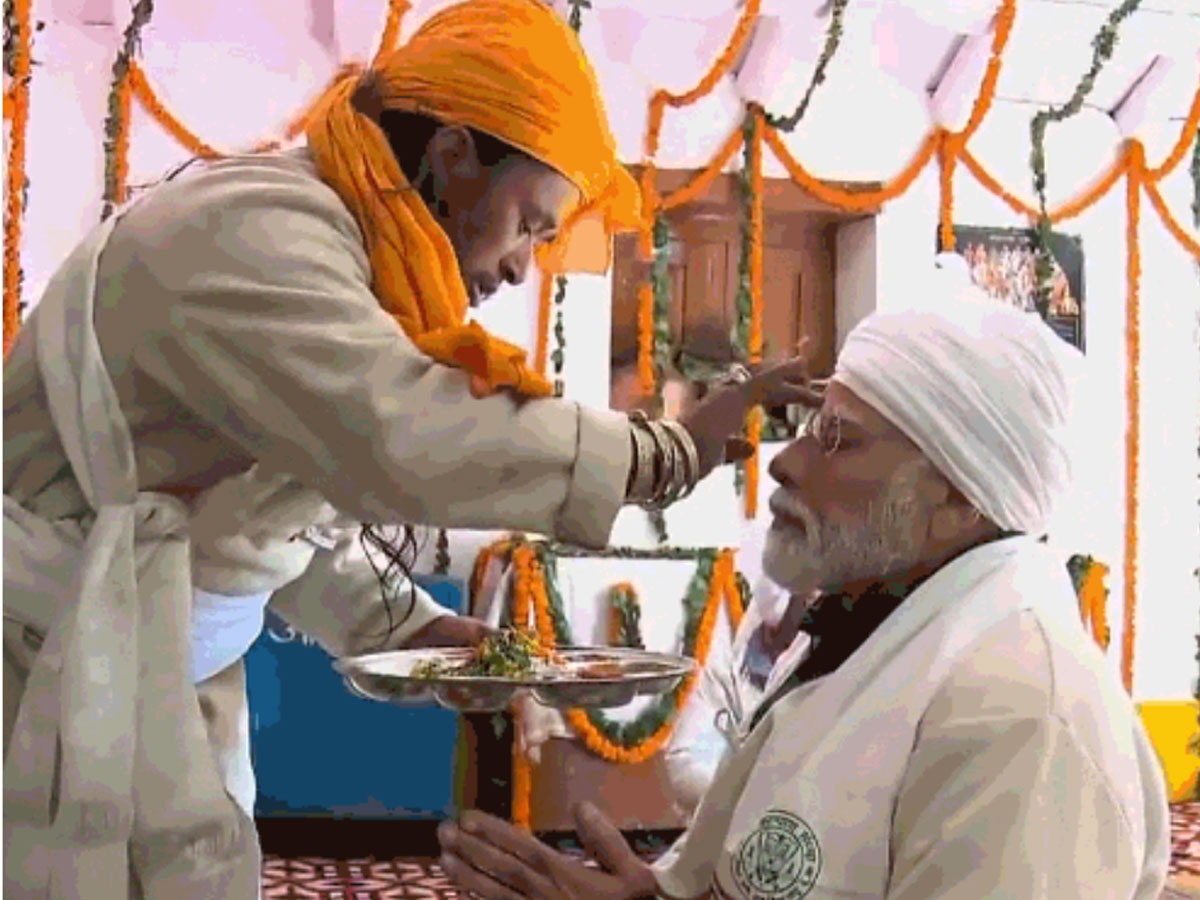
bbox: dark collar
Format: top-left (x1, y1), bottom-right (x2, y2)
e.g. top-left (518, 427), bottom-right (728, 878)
top-left (746, 530), bottom-right (1020, 731)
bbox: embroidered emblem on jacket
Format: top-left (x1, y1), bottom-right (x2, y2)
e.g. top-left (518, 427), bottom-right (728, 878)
top-left (731, 809), bottom-right (821, 900)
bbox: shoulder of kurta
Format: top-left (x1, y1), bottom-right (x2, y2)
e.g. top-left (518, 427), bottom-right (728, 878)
top-left (107, 150), bottom-right (370, 292)
top-left (924, 610), bottom-right (1055, 725)
top-left (922, 608), bottom-right (1147, 834)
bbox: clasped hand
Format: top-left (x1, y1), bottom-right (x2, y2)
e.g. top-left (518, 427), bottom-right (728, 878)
top-left (438, 802), bottom-right (658, 900)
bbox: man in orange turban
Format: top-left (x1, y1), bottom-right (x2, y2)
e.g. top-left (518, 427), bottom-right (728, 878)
top-left (306, 0), bottom-right (644, 398)
top-left (3, 0), bottom-right (815, 896)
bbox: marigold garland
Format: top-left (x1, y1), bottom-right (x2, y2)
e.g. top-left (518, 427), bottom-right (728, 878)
top-left (1068, 554), bottom-right (1110, 650)
top-left (101, 0), bottom-right (155, 222)
top-left (1029, 0), bottom-right (1142, 317)
top-left (744, 406), bottom-right (763, 519)
top-left (1146, 85), bottom-right (1200, 183)
top-left (2, 0), bottom-right (31, 357)
top-left (1143, 178), bottom-right (1200, 260)
top-left (731, 107), bottom-right (766, 518)
top-left (661, 125), bottom-right (745, 212)
top-left (938, 130), bottom-right (959, 252)
top-left (560, 549), bottom-right (738, 765)
top-left (508, 541), bottom-right (535, 831)
top-left (959, 0), bottom-right (1017, 142)
top-left (762, 125), bottom-right (938, 212)
top-left (635, 0), bottom-right (761, 394)
top-left (499, 542), bottom-right (742, 779)
top-left (959, 142), bottom-right (1132, 226)
top-left (1083, 561), bottom-right (1111, 650)
top-left (125, 62), bottom-right (221, 159)
top-left (642, 0), bottom-right (761, 166)
top-left (748, 107), bottom-right (765, 367)
top-left (1122, 140), bottom-right (1143, 697)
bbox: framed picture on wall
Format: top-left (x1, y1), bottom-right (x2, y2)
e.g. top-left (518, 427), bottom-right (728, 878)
top-left (937, 225), bottom-right (1086, 352)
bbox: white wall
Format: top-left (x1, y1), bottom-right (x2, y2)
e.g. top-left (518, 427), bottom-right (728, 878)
top-left (835, 216), bottom-right (879, 351)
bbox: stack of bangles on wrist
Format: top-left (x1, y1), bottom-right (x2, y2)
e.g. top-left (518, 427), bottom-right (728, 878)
top-left (625, 411), bottom-right (700, 510)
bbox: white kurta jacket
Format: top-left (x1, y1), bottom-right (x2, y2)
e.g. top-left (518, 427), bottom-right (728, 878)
top-left (653, 537), bottom-right (1170, 900)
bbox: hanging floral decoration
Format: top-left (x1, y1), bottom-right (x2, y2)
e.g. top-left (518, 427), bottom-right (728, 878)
top-left (1028, 0), bottom-right (1142, 317)
top-left (480, 538), bottom-right (742, 824)
top-left (2, 0), bottom-right (32, 357)
top-left (101, 0), bottom-right (155, 221)
top-left (608, 582), bottom-right (645, 649)
top-left (566, 0), bottom-right (590, 33)
top-left (1068, 554), bottom-right (1111, 650)
top-left (764, 0), bottom-right (849, 132)
top-left (551, 274), bottom-right (568, 396)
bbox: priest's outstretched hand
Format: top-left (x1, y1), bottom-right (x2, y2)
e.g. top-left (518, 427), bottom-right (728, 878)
top-left (438, 802), bottom-right (657, 900)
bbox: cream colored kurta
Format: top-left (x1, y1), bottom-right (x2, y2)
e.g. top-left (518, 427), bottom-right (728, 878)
top-left (3, 149), bottom-right (632, 898)
top-left (653, 536), bottom-right (1170, 900)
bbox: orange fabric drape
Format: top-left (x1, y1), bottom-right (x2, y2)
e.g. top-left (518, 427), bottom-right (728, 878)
top-left (305, 0), bottom-right (642, 398)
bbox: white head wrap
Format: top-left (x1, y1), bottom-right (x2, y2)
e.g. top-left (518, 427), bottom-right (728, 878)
top-left (833, 268), bottom-right (1083, 535)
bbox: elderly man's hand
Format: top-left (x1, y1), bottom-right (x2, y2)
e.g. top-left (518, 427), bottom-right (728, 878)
top-left (438, 803), bottom-right (657, 900)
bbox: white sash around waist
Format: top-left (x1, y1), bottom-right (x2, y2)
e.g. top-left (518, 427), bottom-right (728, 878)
top-left (4, 209), bottom-right (258, 899)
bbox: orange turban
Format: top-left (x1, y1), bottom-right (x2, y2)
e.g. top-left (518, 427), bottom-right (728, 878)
top-left (305, 0), bottom-right (641, 398)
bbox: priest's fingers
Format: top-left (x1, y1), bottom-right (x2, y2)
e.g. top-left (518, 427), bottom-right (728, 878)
top-left (439, 823), bottom-right (560, 900)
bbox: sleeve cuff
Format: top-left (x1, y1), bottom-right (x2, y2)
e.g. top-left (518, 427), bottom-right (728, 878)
top-left (377, 583), bottom-right (452, 650)
top-left (554, 404), bottom-right (632, 549)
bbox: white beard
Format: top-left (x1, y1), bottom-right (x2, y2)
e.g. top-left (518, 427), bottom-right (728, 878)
top-left (762, 463), bottom-right (930, 597)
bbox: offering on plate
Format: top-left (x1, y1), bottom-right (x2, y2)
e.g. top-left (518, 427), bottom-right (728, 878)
top-left (335, 635), bottom-right (696, 712)
top-left (412, 627), bottom-right (563, 679)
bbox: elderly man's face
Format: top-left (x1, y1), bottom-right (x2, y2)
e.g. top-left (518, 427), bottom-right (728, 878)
top-left (763, 382), bottom-right (952, 597)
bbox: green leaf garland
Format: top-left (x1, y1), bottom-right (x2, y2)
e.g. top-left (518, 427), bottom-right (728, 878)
top-left (609, 584), bottom-right (645, 650)
top-left (566, 0), bottom-right (590, 34)
top-left (530, 543), bottom-right (720, 750)
top-left (102, 0), bottom-right (155, 221)
top-left (1028, 0), bottom-right (1141, 317)
top-left (764, 0), bottom-right (850, 133)
top-left (551, 274), bottom-right (567, 397)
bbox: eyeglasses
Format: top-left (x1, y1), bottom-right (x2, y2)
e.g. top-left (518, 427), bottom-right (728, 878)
top-left (800, 407), bottom-right (843, 457)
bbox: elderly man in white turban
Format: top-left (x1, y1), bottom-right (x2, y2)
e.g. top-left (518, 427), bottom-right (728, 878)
top-left (434, 277), bottom-right (1171, 900)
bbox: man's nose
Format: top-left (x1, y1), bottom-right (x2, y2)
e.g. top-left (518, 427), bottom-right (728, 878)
top-left (768, 436), bottom-right (812, 488)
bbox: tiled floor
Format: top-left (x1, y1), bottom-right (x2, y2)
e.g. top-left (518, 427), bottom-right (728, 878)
top-left (262, 856), bottom-right (457, 899)
top-left (262, 803), bottom-right (1200, 899)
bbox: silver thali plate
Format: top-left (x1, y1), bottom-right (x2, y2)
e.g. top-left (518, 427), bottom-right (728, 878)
top-left (333, 646), bottom-right (696, 712)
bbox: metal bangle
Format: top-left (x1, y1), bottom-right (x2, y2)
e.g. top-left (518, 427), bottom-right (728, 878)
top-left (626, 418), bottom-right (657, 503)
top-left (661, 420), bottom-right (700, 501)
top-left (649, 420), bottom-right (686, 510)
top-left (629, 411), bottom-right (664, 506)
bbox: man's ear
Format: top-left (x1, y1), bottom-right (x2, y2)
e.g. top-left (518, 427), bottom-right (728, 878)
top-left (428, 125), bottom-right (481, 186)
top-left (927, 478), bottom-right (985, 544)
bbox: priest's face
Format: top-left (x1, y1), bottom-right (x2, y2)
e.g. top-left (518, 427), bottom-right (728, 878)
top-left (762, 382), bottom-right (950, 597)
top-left (426, 126), bottom-right (579, 307)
